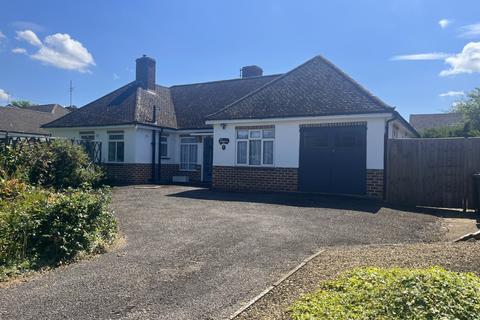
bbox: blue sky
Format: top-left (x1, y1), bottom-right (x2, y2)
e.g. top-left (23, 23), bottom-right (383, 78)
top-left (1, 0), bottom-right (479, 119)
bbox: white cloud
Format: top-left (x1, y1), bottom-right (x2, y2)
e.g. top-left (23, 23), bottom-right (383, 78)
top-left (439, 19), bottom-right (452, 29)
top-left (391, 52), bottom-right (451, 61)
top-left (0, 89), bottom-right (11, 102)
top-left (12, 47), bottom-right (27, 54)
top-left (16, 30), bottom-right (95, 73)
top-left (439, 91), bottom-right (465, 97)
top-left (440, 42), bottom-right (480, 76)
top-left (16, 30), bottom-right (42, 46)
top-left (459, 23), bottom-right (480, 38)
top-left (113, 73), bottom-right (119, 80)
top-left (0, 31), bottom-right (5, 39)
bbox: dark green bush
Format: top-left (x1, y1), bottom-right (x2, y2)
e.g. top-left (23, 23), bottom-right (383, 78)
top-left (0, 140), bottom-right (104, 189)
top-left (0, 187), bottom-right (117, 280)
top-left (290, 267), bottom-right (480, 320)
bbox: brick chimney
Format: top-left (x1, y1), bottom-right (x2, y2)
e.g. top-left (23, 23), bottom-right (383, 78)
top-left (241, 65), bottom-right (263, 78)
top-left (136, 55), bottom-right (156, 90)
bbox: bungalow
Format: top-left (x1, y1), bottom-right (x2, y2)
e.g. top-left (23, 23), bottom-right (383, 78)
top-left (44, 55), bottom-right (417, 198)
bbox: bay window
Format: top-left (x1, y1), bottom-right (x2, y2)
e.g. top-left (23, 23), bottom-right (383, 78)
top-left (236, 128), bottom-right (275, 166)
top-left (180, 137), bottom-right (198, 170)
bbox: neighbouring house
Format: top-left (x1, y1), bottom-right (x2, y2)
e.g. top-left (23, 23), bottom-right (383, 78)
top-left (409, 113), bottom-right (464, 132)
top-left (0, 104), bottom-right (70, 137)
top-left (44, 55), bottom-right (418, 198)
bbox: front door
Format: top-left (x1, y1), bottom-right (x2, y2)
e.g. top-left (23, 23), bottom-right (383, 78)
top-left (203, 136), bottom-right (213, 182)
top-left (299, 125), bottom-right (367, 195)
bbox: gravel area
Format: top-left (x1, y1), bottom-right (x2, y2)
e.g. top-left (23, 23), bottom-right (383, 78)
top-left (235, 242), bottom-right (480, 320)
top-left (0, 186), bottom-right (471, 319)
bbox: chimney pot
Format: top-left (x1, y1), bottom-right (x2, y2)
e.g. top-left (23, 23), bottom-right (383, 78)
top-left (241, 65), bottom-right (263, 78)
top-left (136, 55), bottom-right (156, 90)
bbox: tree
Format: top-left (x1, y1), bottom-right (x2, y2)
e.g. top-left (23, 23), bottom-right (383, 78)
top-left (11, 100), bottom-right (33, 108)
top-left (453, 87), bottom-right (480, 131)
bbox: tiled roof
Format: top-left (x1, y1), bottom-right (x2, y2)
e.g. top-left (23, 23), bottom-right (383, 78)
top-left (44, 75), bottom-right (280, 129)
top-left (23, 104), bottom-right (70, 116)
top-left (207, 55), bottom-right (393, 121)
top-left (409, 113), bottom-right (464, 131)
top-left (0, 107), bottom-right (67, 135)
top-left (170, 75), bottom-right (279, 128)
top-left (45, 55), bottom-right (396, 130)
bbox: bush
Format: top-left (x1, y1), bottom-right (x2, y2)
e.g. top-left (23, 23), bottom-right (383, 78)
top-left (290, 267), bottom-right (480, 320)
top-left (421, 122), bottom-right (480, 138)
top-left (0, 187), bottom-right (117, 280)
top-left (0, 140), bottom-right (104, 189)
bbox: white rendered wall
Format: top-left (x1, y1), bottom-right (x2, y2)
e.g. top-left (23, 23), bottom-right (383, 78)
top-left (212, 115), bottom-right (389, 170)
top-left (152, 131), bottom-right (204, 169)
top-left (48, 126), bottom-right (137, 163)
top-left (388, 120), bottom-right (415, 139)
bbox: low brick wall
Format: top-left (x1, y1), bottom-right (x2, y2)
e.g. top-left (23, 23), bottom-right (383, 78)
top-left (159, 164), bottom-right (201, 183)
top-left (104, 163), bottom-right (152, 185)
top-left (366, 169), bottom-right (384, 199)
top-left (212, 166), bottom-right (298, 192)
top-left (104, 163), bottom-right (202, 185)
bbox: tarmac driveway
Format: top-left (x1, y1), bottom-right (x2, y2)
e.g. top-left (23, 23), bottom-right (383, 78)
top-left (0, 186), bottom-right (449, 319)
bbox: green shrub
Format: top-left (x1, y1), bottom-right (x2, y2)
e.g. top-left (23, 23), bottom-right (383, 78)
top-left (0, 187), bottom-right (117, 280)
top-left (421, 124), bottom-right (480, 138)
top-left (290, 267), bottom-right (480, 320)
top-left (0, 140), bottom-right (104, 189)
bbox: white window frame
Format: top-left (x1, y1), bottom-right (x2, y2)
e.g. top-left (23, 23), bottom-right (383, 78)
top-left (107, 131), bottom-right (125, 163)
top-left (160, 135), bottom-right (168, 158)
top-left (236, 128), bottom-right (275, 166)
top-left (180, 136), bottom-right (198, 171)
top-left (79, 131), bottom-right (95, 141)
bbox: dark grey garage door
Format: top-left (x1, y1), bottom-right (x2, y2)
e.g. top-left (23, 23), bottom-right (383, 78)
top-left (299, 125), bottom-right (367, 195)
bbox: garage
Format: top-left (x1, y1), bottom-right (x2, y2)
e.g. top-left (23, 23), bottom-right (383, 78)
top-left (299, 124), bottom-right (367, 195)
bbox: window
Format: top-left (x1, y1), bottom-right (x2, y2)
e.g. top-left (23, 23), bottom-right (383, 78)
top-left (160, 136), bottom-right (168, 157)
top-left (79, 131), bottom-right (95, 141)
top-left (108, 131), bottom-right (124, 162)
top-left (236, 128), bottom-right (275, 166)
top-left (180, 137), bottom-right (197, 170)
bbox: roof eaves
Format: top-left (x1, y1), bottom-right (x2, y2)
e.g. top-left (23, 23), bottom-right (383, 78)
top-left (206, 110), bottom-right (394, 123)
top-left (393, 111), bottom-right (420, 137)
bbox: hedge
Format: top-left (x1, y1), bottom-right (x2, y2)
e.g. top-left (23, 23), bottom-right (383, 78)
top-left (0, 185), bottom-right (117, 280)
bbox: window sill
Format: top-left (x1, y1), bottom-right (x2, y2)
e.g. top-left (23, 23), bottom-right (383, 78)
top-left (235, 164), bottom-right (275, 168)
top-left (179, 169), bottom-right (198, 172)
top-left (161, 157), bottom-right (170, 160)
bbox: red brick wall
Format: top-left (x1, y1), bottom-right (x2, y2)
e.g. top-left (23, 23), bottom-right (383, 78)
top-left (366, 169), bottom-right (384, 199)
top-left (212, 166), bottom-right (298, 192)
top-left (159, 164), bottom-right (201, 183)
top-left (104, 163), bottom-right (202, 185)
top-left (103, 163), bottom-right (152, 185)
top-left (213, 166), bottom-right (383, 198)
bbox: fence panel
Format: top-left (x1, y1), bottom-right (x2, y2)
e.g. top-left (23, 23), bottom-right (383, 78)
top-left (387, 137), bottom-right (480, 209)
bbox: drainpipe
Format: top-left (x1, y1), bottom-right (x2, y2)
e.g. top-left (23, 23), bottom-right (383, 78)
top-left (157, 127), bottom-right (163, 183)
top-left (151, 129), bottom-right (156, 182)
top-left (383, 111), bottom-right (397, 201)
top-left (151, 106), bottom-right (157, 182)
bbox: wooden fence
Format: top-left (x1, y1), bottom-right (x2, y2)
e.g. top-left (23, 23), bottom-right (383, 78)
top-left (387, 137), bottom-right (480, 210)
